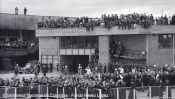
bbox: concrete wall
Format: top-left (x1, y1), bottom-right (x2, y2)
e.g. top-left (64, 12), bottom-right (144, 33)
top-left (98, 36), bottom-right (110, 65)
top-left (113, 34), bottom-right (146, 50)
top-left (0, 13), bottom-right (42, 30)
top-left (36, 25), bottom-right (175, 37)
top-left (39, 36), bottom-right (60, 68)
top-left (147, 34), bottom-right (174, 66)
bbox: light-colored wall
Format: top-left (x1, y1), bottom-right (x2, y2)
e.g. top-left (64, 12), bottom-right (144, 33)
top-left (98, 35), bottom-right (110, 65)
top-left (36, 25), bottom-right (175, 37)
top-left (39, 37), bottom-right (60, 67)
top-left (147, 34), bottom-right (174, 66)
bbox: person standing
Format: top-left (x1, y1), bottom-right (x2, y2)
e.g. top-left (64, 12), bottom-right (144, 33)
top-left (49, 62), bottom-right (53, 73)
top-left (85, 65), bottom-right (91, 75)
top-left (34, 65), bottom-right (38, 76)
top-left (56, 61), bottom-right (59, 72)
top-left (14, 64), bottom-right (19, 76)
top-left (78, 64), bottom-right (82, 74)
top-left (24, 7), bottom-right (27, 15)
top-left (15, 7), bottom-right (18, 14)
top-left (42, 64), bottom-right (47, 76)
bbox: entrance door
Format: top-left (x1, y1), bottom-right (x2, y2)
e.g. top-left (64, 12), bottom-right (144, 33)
top-left (61, 55), bottom-right (89, 73)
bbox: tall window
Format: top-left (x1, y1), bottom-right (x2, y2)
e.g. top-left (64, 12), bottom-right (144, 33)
top-left (158, 34), bottom-right (173, 48)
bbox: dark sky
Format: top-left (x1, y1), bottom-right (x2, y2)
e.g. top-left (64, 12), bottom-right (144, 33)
top-left (1, 0), bottom-right (175, 17)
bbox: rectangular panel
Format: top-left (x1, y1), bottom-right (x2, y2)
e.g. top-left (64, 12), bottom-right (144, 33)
top-left (60, 49), bottom-right (66, 55)
top-left (42, 55), bottom-right (47, 59)
top-left (48, 58), bottom-right (52, 64)
top-left (73, 49), bottom-right (78, 55)
top-left (42, 58), bottom-right (47, 63)
top-left (79, 49), bottom-right (85, 55)
top-left (67, 49), bottom-right (72, 55)
top-left (53, 55), bottom-right (58, 59)
top-left (91, 49), bottom-right (95, 54)
top-left (85, 49), bottom-right (90, 55)
top-left (48, 55), bottom-right (52, 59)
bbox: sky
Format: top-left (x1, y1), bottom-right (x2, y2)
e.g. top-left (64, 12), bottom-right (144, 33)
top-left (0, 0), bottom-right (175, 18)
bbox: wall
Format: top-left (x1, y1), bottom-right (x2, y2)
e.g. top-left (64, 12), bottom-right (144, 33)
top-left (113, 34), bottom-right (146, 50)
top-left (36, 25), bottom-right (175, 37)
top-left (39, 36), bottom-right (60, 68)
top-left (147, 34), bottom-right (174, 66)
top-left (0, 13), bottom-right (42, 30)
top-left (98, 35), bottom-right (110, 65)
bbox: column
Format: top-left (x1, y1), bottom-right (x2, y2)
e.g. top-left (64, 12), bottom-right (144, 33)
top-left (98, 35), bottom-right (110, 65)
top-left (19, 31), bottom-right (23, 41)
top-left (146, 34), bottom-right (150, 65)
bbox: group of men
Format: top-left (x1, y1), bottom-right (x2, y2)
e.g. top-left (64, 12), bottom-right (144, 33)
top-left (37, 17), bottom-right (100, 30)
top-left (102, 13), bottom-right (155, 30)
top-left (14, 62), bottom-right (54, 76)
top-left (38, 13), bottom-right (175, 31)
top-left (15, 7), bottom-right (27, 15)
top-left (0, 40), bottom-right (37, 50)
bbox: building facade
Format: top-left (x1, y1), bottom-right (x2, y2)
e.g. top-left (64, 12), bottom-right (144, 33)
top-left (36, 25), bottom-right (175, 72)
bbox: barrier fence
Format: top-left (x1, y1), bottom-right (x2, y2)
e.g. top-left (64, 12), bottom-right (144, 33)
top-left (0, 86), bottom-right (175, 99)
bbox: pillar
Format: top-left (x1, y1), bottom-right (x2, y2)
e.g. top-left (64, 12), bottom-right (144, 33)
top-left (19, 31), bottom-right (23, 41)
top-left (146, 34), bottom-right (150, 65)
top-left (98, 35), bottom-right (110, 65)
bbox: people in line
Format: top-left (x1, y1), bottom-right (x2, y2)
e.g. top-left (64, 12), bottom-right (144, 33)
top-left (0, 39), bottom-right (38, 49)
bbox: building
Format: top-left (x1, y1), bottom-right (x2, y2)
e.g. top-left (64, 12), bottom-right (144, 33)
top-left (0, 13), bottom-right (41, 69)
top-left (1, 13), bottom-right (175, 72)
top-left (36, 21), bottom-right (175, 72)
top-left (0, 13), bottom-right (68, 70)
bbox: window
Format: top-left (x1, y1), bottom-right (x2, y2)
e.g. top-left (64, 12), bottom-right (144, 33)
top-left (158, 34), bottom-right (173, 48)
top-left (60, 36), bottom-right (98, 49)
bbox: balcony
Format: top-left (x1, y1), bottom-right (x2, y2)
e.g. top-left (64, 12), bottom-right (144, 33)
top-left (36, 25), bottom-right (175, 37)
top-left (118, 49), bottom-right (146, 60)
top-left (0, 45), bottom-right (38, 57)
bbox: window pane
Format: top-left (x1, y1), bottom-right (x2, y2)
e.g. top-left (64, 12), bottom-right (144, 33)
top-left (158, 34), bottom-right (173, 49)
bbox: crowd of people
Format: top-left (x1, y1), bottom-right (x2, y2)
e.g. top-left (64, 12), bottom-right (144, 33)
top-left (156, 15), bottom-right (175, 25)
top-left (37, 13), bottom-right (175, 30)
top-left (14, 62), bottom-right (54, 76)
top-left (2, 63), bottom-right (175, 89)
top-left (0, 40), bottom-right (38, 50)
top-left (37, 17), bottom-right (101, 31)
top-left (110, 41), bottom-right (124, 57)
top-left (102, 13), bottom-right (153, 29)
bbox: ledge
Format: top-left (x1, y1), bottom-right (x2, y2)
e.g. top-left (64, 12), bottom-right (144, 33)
top-left (36, 25), bottom-right (175, 37)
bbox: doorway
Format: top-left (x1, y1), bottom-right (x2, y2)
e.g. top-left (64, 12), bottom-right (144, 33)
top-left (61, 55), bottom-right (89, 73)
